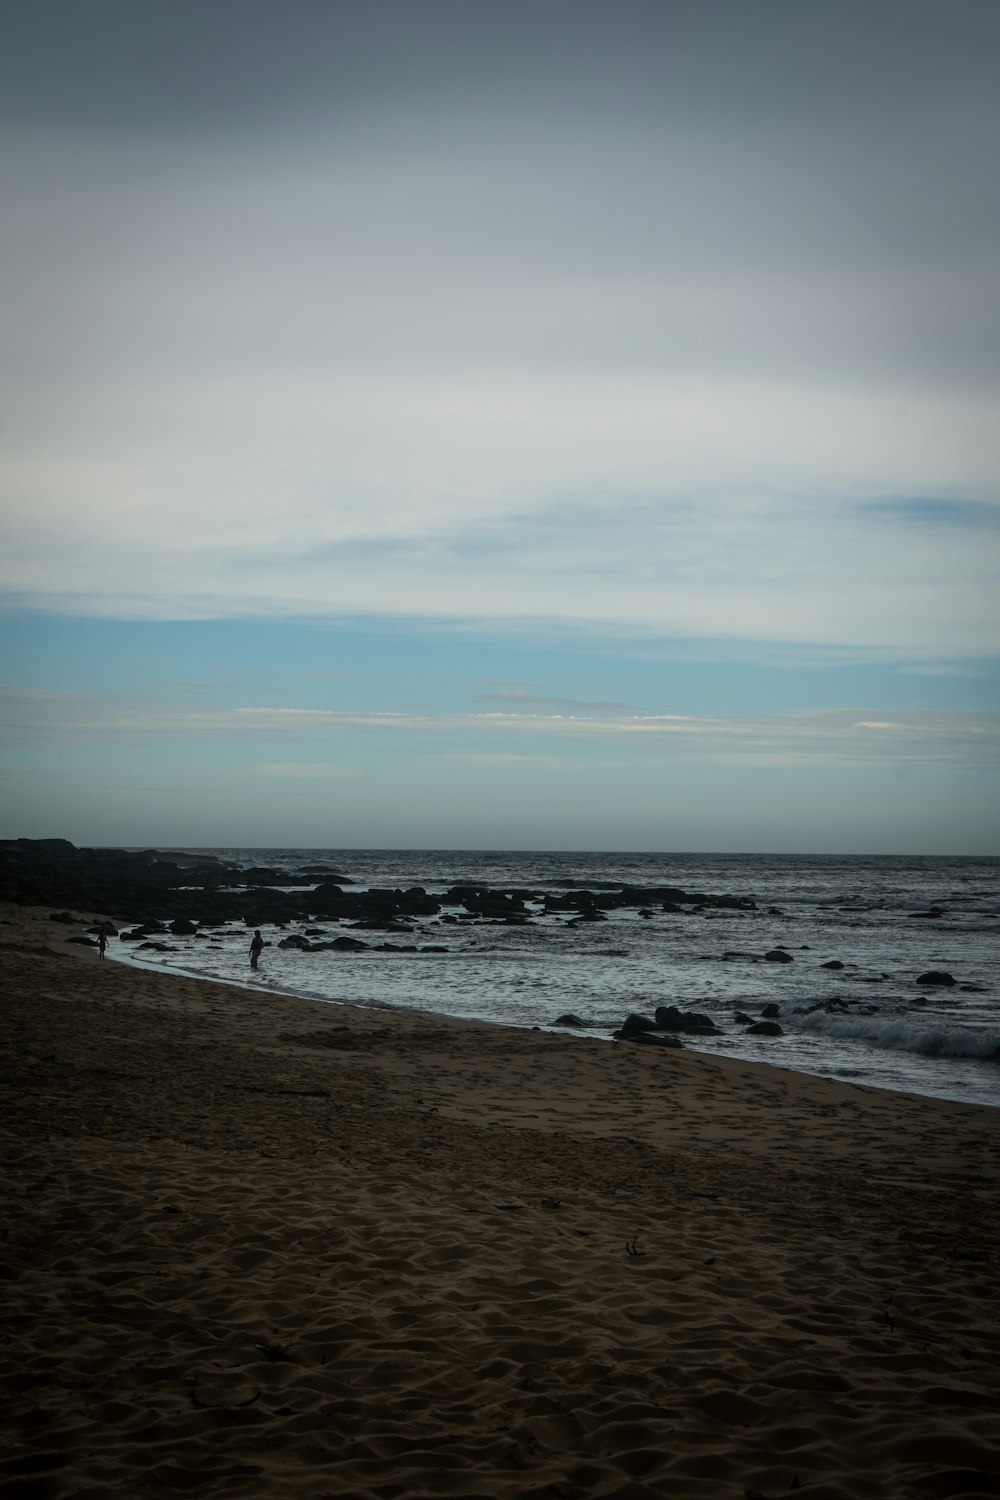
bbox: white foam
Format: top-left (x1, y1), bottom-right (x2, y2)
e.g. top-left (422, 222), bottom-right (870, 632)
top-left (795, 1009), bottom-right (1000, 1062)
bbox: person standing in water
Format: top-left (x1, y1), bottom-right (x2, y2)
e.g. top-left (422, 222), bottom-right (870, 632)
top-left (249, 929), bottom-right (264, 969)
top-left (98, 929), bottom-right (108, 960)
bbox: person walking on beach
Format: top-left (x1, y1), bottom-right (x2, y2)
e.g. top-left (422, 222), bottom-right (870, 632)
top-left (98, 929), bottom-right (108, 960)
top-left (249, 929), bottom-right (264, 969)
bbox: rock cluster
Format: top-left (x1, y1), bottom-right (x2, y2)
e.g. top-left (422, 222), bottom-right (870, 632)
top-left (613, 1003), bottom-right (785, 1046)
top-left (0, 839), bottom-right (351, 922)
top-left (0, 840), bottom-right (762, 936)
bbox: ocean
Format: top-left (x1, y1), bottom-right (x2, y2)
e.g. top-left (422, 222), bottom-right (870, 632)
top-left (116, 849), bottom-right (1000, 1109)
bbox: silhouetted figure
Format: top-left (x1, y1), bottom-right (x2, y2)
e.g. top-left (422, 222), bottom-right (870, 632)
top-left (249, 929), bottom-right (264, 969)
top-left (98, 930), bottom-right (108, 960)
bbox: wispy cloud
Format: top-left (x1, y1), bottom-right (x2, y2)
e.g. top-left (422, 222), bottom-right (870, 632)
top-left (2, 373), bottom-right (998, 658)
top-left (860, 497), bottom-right (999, 528)
top-left (2, 685), bottom-right (996, 767)
top-left (896, 663), bottom-right (989, 678)
top-left (474, 690), bottom-right (633, 713)
top-left (250, 761), bottom-right (360, 779)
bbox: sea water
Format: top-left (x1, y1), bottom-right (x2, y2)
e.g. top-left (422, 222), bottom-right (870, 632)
top-left (116, 850), bottom-right (1000, 1109)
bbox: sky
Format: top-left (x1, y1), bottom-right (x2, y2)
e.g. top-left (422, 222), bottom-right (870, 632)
top-left (1, 0), bottom-right (999, 854)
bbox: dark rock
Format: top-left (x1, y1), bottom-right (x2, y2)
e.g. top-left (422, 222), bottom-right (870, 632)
top-left (734, 1012), bottom-right (755, 1025)
top-left (760, 1003), bottom-right (781, 1019)
top-left (330, 935), bottom-right (368, 951)
top-left (616, 1013), bottom-right (657, 1038)
top-left (420, 945), bottom-right (449, 953)
top-left (764, 949), bottom-right (793, 963)
top-left (243, 903), bottom-right (299, 927)
top-left (554, 1013), bottom-right (588, 1027)
top-left (67, 934), bottom-right (98, 946)
top-left (278, 934), bottom-right (313, 950)
top-left (311, 883), bottom-right (345, 902)
top-left (240, 866), bottom-right (293, 885)
top-left (821, 960), bottom-right (845, 970)
top-left (348, 918), bottom-right (414, 932)
top-left (654, 1005), bottom-right (722, 1035)
top-left (169, 917), bottom-right (197, 935)
top-left (620, 885), bottom-right (691, 904)
top-left (629, 1031), bottom-right (683, 1047)
top-left (747, 1021), bottom-right (784, 1036)
top-left (48, 911), bottom-right (77, 923)
top-left (398, 887), bottom-right (442, 916)
top-left (916, 970), bottom-right (957, 987)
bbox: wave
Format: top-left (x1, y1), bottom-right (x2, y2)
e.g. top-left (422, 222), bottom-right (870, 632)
top-left (794, 1009), bottom-right (1000, 1063)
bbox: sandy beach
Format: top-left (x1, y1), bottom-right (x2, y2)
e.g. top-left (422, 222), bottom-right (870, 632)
top-left (2, 902), bottom-right (999, 1500)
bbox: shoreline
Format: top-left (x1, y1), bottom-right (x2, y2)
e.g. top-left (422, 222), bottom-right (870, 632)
top-left (3, 900), bottom-right (1000, 1497)
top-left (25, 897), bottom-right (1000, 1111)
top-left (3, 839), bottom-right (997, 1114)
top-left (38, 899), bottom-right (1000, 1103)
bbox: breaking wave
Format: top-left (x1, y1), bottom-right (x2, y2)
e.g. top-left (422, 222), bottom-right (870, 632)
top-left (794, 1009), bottom-right (1000, 1063)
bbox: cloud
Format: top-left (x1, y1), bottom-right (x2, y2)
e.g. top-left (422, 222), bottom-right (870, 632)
top-left (860, 498), bottom-right (1000, 528)
top-left (896, 663), bottom-right (989, 678)
top-left (1, 4), bottom-right (999, 664)
top-left (250, 761), bottom-right (360, 779)
top-left (3, 685), bottom-right (996, 767)
top-left (474, 691), bottom-right (633, 713)
top-left (2, 374), bottom-right (998, 658)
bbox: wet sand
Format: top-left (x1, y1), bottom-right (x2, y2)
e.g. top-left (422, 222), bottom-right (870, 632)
top-left (2, 902), bottom-right (999, 1499)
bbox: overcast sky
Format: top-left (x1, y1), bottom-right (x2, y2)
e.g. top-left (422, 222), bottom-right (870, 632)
top-left (1, 0), bottom-right (998, 851)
